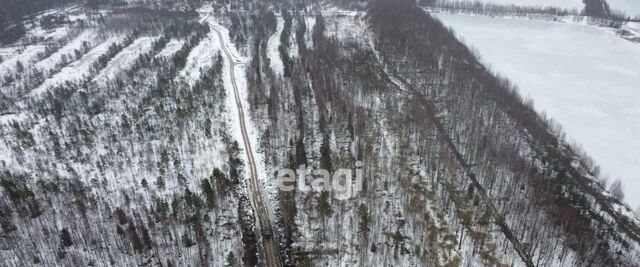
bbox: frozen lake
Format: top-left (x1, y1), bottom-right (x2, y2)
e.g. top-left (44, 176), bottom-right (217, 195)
top-left (435, 12), bottom-right (640, 208)
top-left (434, 0), bottom-right (585, 10)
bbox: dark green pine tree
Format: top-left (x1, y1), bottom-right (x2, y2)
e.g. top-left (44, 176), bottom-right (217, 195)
top-left (295, 136), bottom-right (306, 167)
top-left (60, 228), bottom-right (73, 247)
top-left (200, 179), bottom-right (216, 209)
top-left (320, 134), bottom-right (332, 172)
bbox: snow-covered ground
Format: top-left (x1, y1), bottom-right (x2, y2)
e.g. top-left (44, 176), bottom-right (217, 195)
top-left (177, 33), bottom-right (220, 85)
top-left (29, 25), bottom-right (71, 41)
top-left (34, 31), bottom-right (96, 75)
top-left (304, 16), bottom-right (316, 49)
top-left (0, 47), bottom-right (19, 61)
top-left (434, 0), bottom-right (584, 10)
top-left (267, 15), bottom-right (284, 76)
top-left (93, 36), bottom-right (156, 84)
top-left (155, 39), bottom-right (184, 58)
top-left (0, 45), bottom-right (45, 77)
top-left (323, 11), bottom-right (368, 46)
top-left (30, 36), bottom-right (123, 97)
top-left (608, 0), bottom-right (640, 18)
top-left (435, 13), bottom-right (640, 208)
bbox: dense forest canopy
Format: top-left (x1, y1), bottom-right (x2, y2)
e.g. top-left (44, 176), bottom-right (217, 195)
top-left (0, 0), bottom-right (75, 27)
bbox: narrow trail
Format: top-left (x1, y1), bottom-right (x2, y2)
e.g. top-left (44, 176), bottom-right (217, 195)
top-left (211, 23), bottom-right (281, 267)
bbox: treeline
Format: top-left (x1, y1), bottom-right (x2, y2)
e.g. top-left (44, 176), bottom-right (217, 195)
top-left (87, 0), bottom-right (212, 10)
top-left (279, 11), bottom-right (295, 77)
top-left (429, 0), bottom-right (579, 16)
top-left (0, 0), bottom-right (76, 28)
top-left (0, 23), bottom-right (27, 45)
top-left (425, 0), bottom-right (633, 25)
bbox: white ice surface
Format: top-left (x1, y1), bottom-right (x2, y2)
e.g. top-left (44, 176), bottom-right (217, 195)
top-left (435, 13), bottom-right (640, 208)
top-left (434, 0), bottom-right (585, 10)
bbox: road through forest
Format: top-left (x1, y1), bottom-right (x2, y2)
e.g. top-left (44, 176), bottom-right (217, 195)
top-left (211, 24), bottom-right (281, 267)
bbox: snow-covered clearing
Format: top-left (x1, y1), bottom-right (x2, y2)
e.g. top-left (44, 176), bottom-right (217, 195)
top-left (0, 45), bottom-right (45, 77)
top-left (0, 113), bottom-right (27, 125)
top-left (323, 11), bottom-right (368, 46)
top-left (29, 26), bottom-right (71, 41)
top-left (35, 30), bottom-right (95, 75)
top-left (608, 0), bottom-right (640, 18)
top-left (177, 33), bottom-right (220, 85)
top-left (304, 16), bottom-right (316, 49)
top-left (30, 36), bottom-right (123, 97)
top-left (435, 13), bottom-right (640, 207)
top-left (93, 36), bottom-right (156, 84)
top-left (0, 47), bottom-right (19, 62)
top-left (434, 0), bottom-right (584, 10)
top-left (155, 38), bottom-right (184, 58)
top-left (267, 15), bottom-right (284, 76)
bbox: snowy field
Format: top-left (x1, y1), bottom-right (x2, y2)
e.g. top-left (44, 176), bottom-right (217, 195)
top-left (434, 0), bottom-right (585, 10)
top-left (434, 13), bottom-right (640, 208)
top-left (177, 31), bottom-right (220, 85)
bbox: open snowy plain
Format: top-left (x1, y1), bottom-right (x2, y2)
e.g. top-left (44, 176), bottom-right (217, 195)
top-left (434, 12), bottom-right (640, 207)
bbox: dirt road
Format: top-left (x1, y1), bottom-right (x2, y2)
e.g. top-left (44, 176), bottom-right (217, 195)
top-left (212, 25), bottom-right (281, 267)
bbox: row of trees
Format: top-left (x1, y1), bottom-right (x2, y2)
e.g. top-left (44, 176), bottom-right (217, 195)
top-left (0, 9), bottom-right (251, 265)
top-left (0, 0), bottom-right (75, 30)
top-left (429, 0), bottom-right (580, 17)
top-left (426, 0), bottom-right (635, 23)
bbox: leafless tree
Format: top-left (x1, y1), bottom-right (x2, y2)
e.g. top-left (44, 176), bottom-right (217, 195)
top-left (610, 178), bottom-right (625, 201)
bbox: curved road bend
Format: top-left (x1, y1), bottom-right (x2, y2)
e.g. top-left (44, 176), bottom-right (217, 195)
top-left (212, 26), bottom-right (281, 267)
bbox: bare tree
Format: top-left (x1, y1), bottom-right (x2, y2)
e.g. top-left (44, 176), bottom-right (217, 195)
top-left (610, 179), bottom-right (625, 201)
